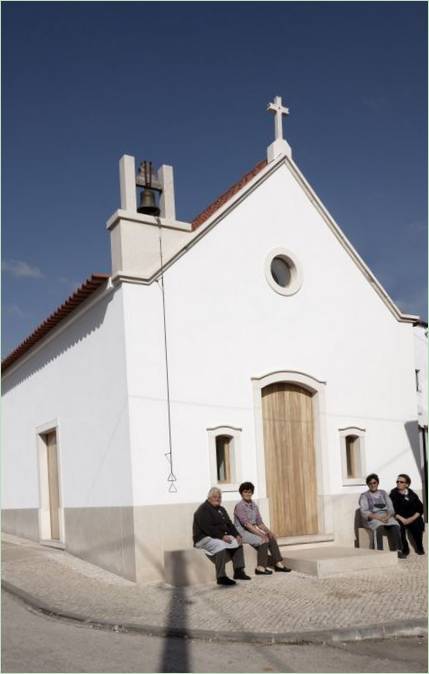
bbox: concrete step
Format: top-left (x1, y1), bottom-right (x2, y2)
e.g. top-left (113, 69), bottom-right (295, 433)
top-left (40, 539), bottom-right (65, 550)
top-left (277, 534), bottom-right (335, 554)
top-left (282, 545), bottom-right (398, 577)
top-left (277, 533), bottom-right (335, 548)
top-left (164, 543), bottom-right (401, 586)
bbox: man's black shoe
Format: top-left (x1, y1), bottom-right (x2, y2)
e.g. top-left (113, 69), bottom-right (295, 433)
top-left (233, 569), bottom-right (251, 580)
top-left (217, 576), bottom-right (236, 586)
top-left (397, 551), bottom-right (407, 559)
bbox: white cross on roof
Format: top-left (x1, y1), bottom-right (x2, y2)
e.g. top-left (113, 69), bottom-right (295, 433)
top-left (267, 96), bottom-right (289, 141)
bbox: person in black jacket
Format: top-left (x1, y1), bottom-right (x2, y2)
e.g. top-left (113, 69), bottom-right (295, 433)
top-left (193, 487), bottom-right (251, 585)
top-left (390, 474), bottom-right (425, 556)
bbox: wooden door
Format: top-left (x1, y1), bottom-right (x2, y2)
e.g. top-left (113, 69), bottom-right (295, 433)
top-left (262, 383), bottom-right (318, 536)
top-left (46, 431), bottom-right (60, 540)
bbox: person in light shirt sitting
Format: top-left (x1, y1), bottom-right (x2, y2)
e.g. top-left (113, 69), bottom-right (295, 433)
top-left (359, 473), bottom-right (406, 558)
top-left (234, 481), bottom-right (292, 575)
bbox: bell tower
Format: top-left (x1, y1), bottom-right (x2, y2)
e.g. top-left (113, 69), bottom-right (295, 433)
top-left (106, 155), bottom-right (192, 283)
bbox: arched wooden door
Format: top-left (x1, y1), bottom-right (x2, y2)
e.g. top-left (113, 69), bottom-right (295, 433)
top-left (262, 382), bottom-right (318, 536)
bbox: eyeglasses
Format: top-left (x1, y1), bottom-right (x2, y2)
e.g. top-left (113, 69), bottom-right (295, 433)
top-left (396, 480), bottom-right (407, 484)
top-left (368, 481), bottom-right (378, 486)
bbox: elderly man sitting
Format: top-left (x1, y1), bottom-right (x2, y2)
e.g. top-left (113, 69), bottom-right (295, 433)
top-left (193, 487), bottom-right (251, 586)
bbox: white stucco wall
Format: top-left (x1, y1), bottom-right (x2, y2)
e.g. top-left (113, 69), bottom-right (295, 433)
top-left (123, 160), bottom-right (421, 512)
top-left (1, 288), bottom-right (132, 514)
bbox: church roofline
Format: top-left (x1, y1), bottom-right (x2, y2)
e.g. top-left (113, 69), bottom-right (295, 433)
top-left (281, 155), bottom-right (420, 325)
top-left (191, 159), bottom-right (268, 230)
top-left (168, 152), bottom-right (418, 326)
top-left (2, 152), bottom-right (420, 374)
top-left (1, 274), bottom-right (110, 374)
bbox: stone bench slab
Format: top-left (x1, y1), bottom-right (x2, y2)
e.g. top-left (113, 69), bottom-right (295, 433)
top-left (164, 545), bottom-right (259, 586)
top-left (283, 545), bottom-right (398, 577)
top-left (164, 543), bottom-right (398, 585)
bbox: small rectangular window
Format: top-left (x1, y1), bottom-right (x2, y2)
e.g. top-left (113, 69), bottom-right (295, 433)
top-left (415, 369), bottom-right (421, 392)
top-left (345, 435), bottom-right (361, 479)
top-left (216, 435), bottom-right (232, 483)
top-left (208, 426), bottom-right (241, 490)
top-left (340, 427), bottom-right (365, 485)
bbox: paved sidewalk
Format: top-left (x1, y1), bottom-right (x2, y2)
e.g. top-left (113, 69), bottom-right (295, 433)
top-left (2, 533), bottom-right (427, 643)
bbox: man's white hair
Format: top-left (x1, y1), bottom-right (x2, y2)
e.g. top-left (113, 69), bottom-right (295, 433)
top-left (208, 486), bottom-right (221, 498)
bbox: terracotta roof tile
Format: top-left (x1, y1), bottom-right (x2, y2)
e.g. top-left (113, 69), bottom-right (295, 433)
top-left (2, 273), bottom-right (110, 373)
top-left (191, 159), bottom-right (267, 230)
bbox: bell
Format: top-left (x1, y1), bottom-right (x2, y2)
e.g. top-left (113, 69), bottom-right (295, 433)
top-left (138, 188), bottom-right (160, 216)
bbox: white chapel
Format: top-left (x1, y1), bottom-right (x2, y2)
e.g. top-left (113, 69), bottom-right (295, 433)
top-left (2, 97), bottom-right (427, 583)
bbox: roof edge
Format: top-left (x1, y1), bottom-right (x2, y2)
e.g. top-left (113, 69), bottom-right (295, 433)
top-left (191, 159), bottom-right (268, 230)
top-left (3, 149), bottom-right (421, 375)
top-left (152, 154), bottom-right (419, 325)
top-left (282, 155), bottom-right (420, 325)
top-left (2, 274), bottom-right (110, 375)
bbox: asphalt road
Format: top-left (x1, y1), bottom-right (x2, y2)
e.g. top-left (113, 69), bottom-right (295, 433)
top-left (2, 590), bottom-right (427, 673)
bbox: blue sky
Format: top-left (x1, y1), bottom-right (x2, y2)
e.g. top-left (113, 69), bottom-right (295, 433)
top-left (2, 1), bottom-right (427, 357)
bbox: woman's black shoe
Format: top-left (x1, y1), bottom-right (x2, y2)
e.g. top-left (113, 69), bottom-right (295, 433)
top-left (217, 576), bottom-right (236, 585)
top-left (275, 565), bottom-right (292, 572)
top-left (255, 568), bottom-right (273, 575)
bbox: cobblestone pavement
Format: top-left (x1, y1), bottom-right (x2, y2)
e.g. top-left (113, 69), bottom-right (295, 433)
top-left (2, 534), bottom-right (427, 637)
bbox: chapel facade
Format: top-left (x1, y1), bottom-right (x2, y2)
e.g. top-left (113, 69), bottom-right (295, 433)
top-left (2, 98), bottom-right (426, 582)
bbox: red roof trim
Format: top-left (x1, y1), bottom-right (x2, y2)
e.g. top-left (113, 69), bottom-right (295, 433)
top-left (2, 274), bottom-right (110, 374)
top-left (3, 159), bottom-right (269, 374)
top-left (191, 159), bottom-right (267, 230)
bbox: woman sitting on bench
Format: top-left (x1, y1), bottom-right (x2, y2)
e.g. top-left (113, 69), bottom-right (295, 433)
top-left (359, 473), bottom-right (406, 558)
top-left (234, 481), bottom-right (291, 575)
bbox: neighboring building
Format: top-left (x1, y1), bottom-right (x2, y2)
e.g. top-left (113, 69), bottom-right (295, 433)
top-left (2, 98), bottom-right (425, 583)
top-left (414, 320), bottom-right (428, 519)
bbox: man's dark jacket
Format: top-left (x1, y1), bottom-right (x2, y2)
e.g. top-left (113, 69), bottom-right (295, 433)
top-left (193, 500), bottom-right (239, 544)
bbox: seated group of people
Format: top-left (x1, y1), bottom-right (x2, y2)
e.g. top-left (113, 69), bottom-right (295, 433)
top-left (193, 482), bottom-right (291, 586)
top-left (192, 472), bottom-right (425, 586)
top-left (359, 472), bottom-right (425, 558)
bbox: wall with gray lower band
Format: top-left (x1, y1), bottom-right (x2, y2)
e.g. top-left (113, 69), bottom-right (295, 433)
top-left (64, 506), bottom-right (137, 581)
top-left (2, 508), bottom-right (39, 541)
top-left (5, 491), bottom-right (420, 584)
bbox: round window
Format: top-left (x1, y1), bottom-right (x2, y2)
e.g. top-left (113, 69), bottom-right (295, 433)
top-left (265, 248), bottom-right (303, 296)
top-left (270, 256), bottom-right (292, 288)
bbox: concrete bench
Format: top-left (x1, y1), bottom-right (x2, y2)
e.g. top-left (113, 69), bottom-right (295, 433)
top-left (164, 545), bottom-right (259, 587)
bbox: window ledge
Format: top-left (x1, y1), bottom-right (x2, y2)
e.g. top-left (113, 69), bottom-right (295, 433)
top-left (342, 478), bottom-right (366, 487)
top-left (218, 483), bottom-right (240, 492)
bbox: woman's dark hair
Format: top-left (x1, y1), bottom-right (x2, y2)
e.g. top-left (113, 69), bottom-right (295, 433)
top-left (239, 481), bottom-right (255, 494)
top-left (397, 473), bottom-right (411, 486)
top-left (366, 473), bottom-right (379, 486)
